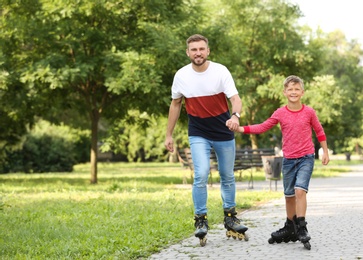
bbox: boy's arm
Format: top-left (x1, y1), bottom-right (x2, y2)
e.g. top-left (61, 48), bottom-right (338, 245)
top-left (320, 140), bottom-right (330, 165)
top-left (310, 110), bottom-right (329, 165)
top-left (237, 126), bottom-right (245, 133)
top-left (226, 119), bottom-right (278, 134)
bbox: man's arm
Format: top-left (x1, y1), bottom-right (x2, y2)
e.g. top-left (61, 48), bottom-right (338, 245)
top-left (164, 97), bottom-right (183, 152)
top-left (226, 94), bottom-right (242, 131)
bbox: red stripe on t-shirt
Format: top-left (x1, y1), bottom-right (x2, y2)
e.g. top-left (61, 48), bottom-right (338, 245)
top-left (185, 92), bottom-right (228, 118)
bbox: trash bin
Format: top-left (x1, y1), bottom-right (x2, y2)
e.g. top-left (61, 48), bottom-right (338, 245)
top-left (261, 156), bottom-right (283, 191)
top-left (345, 152), bottom-right (351, 161)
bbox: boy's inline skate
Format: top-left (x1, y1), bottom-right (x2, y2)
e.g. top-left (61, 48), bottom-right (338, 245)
top-left (224, 207), bottom-right (249, 241)
top-left (297, 217), bottom-right (311, 250)
top-left (194, 214), bottom-right (209, 246)
top-left (268, 217), bottom-right (298, 244)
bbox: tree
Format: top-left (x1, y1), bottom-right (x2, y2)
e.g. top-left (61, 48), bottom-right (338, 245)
top-left (0, 50), bottom-right (35, 164)
top-left (203, 0), bottom-right (315, 149)
top-left (202, 0), bottom-right (363, 153)
top-left (100, 111), bottom-right (189, 162)
top-left (0, 0), bottom-right (201, 182)
top-left (308, 30), bottom-right (363, 153)
top-left (255, 28), bottom-right (363, 156)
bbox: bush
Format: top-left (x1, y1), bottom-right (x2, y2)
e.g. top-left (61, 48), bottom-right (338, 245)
top-left (22, 134), bottom-right (75, 172)
top-left (0, 120), bottom-right (90, 173)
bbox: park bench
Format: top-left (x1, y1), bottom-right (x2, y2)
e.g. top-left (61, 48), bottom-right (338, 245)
top-left (178, 147), bottom-right (276, 189)
top-left (234, 148), bottom-right (276, 189)
top-left (177, 148), bottom-right (217, 186)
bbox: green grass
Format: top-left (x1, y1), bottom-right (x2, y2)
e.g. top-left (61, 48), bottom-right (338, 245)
top-left (0, 159), bottom-right (360, 259)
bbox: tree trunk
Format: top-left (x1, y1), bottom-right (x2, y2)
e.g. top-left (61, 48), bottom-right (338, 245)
top-left (169, 148), bottom-right (178, 163)
top-left (247, 114), bottom-right (259, 149)
top-left (90, 109), bottom-right (99, 184)
top-left (314, 138), bottom-right (320, 159)
top-left (250, 134), bottom-right (259, 149)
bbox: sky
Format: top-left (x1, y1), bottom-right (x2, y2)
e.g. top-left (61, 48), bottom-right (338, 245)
top-left (289, 0), bottom-right (363, 44)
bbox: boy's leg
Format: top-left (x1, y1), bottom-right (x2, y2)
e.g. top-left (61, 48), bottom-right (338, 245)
top-left (295, 189), bottom-right (307, 217)
top-left (294, 154), bottom-right (314, 218)
top-left (285, 196), bottom-right (296, 220)
top-left (282, 157), bottom-right (297, 219)
top-left (268, 157), bottom-right (299, 244)
top-left (294, 154), bottom-right (314, 250)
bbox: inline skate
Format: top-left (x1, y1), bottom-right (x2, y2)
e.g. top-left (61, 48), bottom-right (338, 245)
top-left (297, 217), bottom-right (311, 250)
top-left (268, 217), bottom-right (298, 244)
top-left (194, 214), bottom-right (209, 246)
top-left (224, 207), bottom-right (249, 241)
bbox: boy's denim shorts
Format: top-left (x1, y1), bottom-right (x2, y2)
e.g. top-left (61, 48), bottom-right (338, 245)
top-left (282, 154), bottom-right (315, 197)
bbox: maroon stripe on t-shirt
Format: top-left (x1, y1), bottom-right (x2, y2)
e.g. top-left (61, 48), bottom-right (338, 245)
top-left (185, 92), bottom-right (228, 118)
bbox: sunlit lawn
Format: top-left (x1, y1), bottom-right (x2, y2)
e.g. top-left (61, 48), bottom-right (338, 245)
top-left (0, 159), bottom-right (360, 259)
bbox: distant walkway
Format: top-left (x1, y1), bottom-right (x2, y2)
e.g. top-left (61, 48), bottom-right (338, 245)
top-left (149, 165), bottom-right (363, 259)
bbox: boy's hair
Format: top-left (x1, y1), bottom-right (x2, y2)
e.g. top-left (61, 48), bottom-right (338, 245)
top-left (186, 34), bottom-right (209, 48)
top-left (283, 75), bottom-right (304, 90)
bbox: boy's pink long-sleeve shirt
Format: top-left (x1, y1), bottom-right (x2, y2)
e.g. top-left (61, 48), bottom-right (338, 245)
top-left (243, 105), bottom-right (326, 159)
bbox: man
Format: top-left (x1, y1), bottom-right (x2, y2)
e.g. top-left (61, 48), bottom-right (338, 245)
top-left (164, 34), bottom-right (248, 246)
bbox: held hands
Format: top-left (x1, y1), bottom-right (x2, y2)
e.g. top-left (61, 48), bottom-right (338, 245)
top-left (226, 117), bottom-right (241, 132)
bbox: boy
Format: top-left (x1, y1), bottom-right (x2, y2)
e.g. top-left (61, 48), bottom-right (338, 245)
top-left (227, 75), bottom-right (329, 249)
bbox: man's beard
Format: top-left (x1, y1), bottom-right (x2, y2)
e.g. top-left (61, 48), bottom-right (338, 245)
top-left (190, 57), bottom-right (207, 67)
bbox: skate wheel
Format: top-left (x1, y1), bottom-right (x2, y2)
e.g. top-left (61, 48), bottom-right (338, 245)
top-left (268, 237), bottom-right (274, 244)
top-left (243, 233), bottom-right (249, 241)
top-left (303, 241), bottom-right (311, 250)
top-left (237, 234), bottom-right (243, 241)
top-left (226, 230), bottom-right (232, 238)
top-left (200, 237), bottom-right (207, 247)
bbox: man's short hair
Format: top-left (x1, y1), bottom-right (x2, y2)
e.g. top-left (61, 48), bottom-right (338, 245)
top-left (186, 34), bottom-right (209, 47)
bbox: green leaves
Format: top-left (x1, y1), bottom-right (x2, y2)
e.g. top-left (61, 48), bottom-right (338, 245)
top-left (0, 0), bottom-right (201, 178)
top-left (105, 51), bottom-right (161, 95)
top-left (304, 75), bottom-right (344, 123)
top-left (1, 0), bottom-right (362, 169)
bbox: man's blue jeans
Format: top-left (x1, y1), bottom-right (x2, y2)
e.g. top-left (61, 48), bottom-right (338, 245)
top-left (189, 136), bottom-right (236, 215)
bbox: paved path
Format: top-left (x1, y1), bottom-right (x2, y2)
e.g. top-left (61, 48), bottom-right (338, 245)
top-left (149, 165), bottom-right (363, 260)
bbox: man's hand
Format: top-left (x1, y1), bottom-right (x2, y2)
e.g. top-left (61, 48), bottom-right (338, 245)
top-left (226, 116), bottom-right (240, 132)
top-left (164, 136), bottom-right (174, 152)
